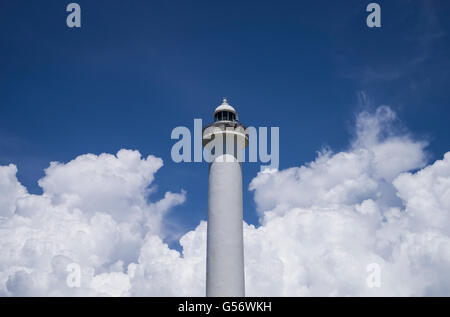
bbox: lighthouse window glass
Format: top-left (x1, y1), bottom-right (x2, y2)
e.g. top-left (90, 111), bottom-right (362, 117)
top-left (223, 112), bottom-right (228, 121)
top-left (218, 112), bottom-right (222, 121)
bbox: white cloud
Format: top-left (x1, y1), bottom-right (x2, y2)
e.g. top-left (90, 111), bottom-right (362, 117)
top-left (394, 152), bottom-right (450, 231)
top-left (243, 107), bottom-right (450, 296)
top-left (0, 149), bottom-right (185, 296)
top-left (0, 165), bottom-right (26, 217)
top-left (127, 223), bottom-right (206, 297)
top-left (90, 272), bottom-right (131, 297)
top-left (0, 106), bottom-right (449, 296)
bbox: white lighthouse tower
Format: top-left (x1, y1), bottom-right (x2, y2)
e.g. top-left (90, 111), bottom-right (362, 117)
top-left (202, 98), bottom-right (248, 297)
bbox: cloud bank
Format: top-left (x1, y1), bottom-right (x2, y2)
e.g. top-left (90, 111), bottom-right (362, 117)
top-left (0, 150), bottom-right (186, 296)
top-left (1, 106), bottom-right (449, 296)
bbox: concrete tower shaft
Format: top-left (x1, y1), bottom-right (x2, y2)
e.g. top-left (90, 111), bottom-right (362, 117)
top-left (203, 99), bottom-right (248, 297)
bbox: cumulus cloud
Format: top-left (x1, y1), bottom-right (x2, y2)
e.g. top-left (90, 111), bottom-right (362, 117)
top-left (0, 106), bottom-right (449, 296)
top-left (0, 149), bottom-right (186, 296)
top-left (0, 165), bottom-right (26, 217)
top-left (244, 107), bottom-right (449, 296)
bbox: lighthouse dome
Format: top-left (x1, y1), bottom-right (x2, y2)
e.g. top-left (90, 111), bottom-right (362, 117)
top-left (213, 98), bottom-right (238, 122)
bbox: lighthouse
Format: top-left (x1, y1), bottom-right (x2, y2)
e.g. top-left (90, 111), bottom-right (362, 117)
top-left (202, 98), bottom-right (248, 297)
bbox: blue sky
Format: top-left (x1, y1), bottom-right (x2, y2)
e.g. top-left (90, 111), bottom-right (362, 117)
top-left (1, 0), bottom-right (449, 246)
